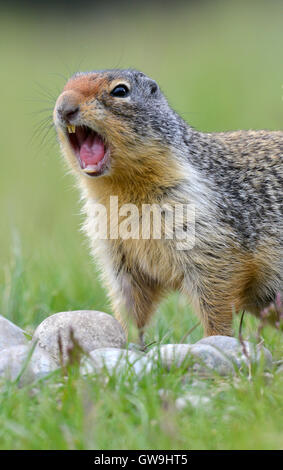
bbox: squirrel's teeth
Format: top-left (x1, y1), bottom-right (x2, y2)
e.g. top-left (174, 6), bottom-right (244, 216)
top-left (81, 167), bottom-right (97, 174)
top-left (67, 125), bottom-right (76, 134)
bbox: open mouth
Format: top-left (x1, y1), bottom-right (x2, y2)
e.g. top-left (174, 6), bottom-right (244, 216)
top-left (66, 125), bottom-right (110, 176)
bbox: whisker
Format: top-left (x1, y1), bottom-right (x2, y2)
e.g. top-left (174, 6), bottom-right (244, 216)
top-left (26, 107), bottom-right (54, 117)
top-left (46, 71), bottom-right (69, 82)
top-left (29, 114), bottom-right (54, 148)
top-left (30, 123), bottom-right (57, 159)
top-left (23, 98), bottom-right (55, 105)
top-left (33, 81), bottom-right (58, 102)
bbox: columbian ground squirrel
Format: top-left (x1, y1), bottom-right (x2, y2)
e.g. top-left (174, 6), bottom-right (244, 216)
top-left (53, 69), bottom-right (283, 340)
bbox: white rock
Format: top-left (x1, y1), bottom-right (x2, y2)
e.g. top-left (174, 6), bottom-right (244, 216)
top-left (0, 315), bottom-right (28, 351)
top-left (80, 348), bottom-right (149, 376)
top-left (196, 336), bottom-right (272, 369)
top-left (33, 310), bottom-right (126, 364)
top-left (147, 343), bottom-right (235, 375)
top-left (0, 344), bottom-right (58, 386)
top-left (175, 393), bottom-right (211, 410)
top-left (147, 344), bottom-right (193, 368)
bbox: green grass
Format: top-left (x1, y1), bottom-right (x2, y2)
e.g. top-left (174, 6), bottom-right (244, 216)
top-left (0, 1), bottom-right (283, 449)
top-left (0, 224), bottom-right (282, 451)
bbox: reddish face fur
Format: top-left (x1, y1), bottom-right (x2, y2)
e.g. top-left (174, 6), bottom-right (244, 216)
top-left (55, 72), bottom-right (182, 190)
top-left (63, 74), bottom-right (109, 100)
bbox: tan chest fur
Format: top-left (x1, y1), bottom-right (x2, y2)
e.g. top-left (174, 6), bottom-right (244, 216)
top-left (82, 180), bottom-right (185, 291)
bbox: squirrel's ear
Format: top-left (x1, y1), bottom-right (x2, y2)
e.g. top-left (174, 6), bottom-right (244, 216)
top-left (147, 79), bottom-right (159, 96)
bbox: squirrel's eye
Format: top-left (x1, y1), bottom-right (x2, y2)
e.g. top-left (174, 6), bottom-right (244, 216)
top-left (110, 84), bottom-right (129, 98)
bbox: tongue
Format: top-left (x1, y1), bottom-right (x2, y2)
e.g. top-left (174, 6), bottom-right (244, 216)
top-left (79, 133), bottom-right (105, 168)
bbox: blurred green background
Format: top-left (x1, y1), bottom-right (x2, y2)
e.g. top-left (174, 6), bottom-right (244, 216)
top-left (0, 0), bottom-right (282, 331)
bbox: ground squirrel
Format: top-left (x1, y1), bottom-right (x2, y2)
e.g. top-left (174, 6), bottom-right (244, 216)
top-left (53, 69), bottom-right (283, 339)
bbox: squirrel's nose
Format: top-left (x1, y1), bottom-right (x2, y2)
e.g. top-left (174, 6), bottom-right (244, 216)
top-left (57, 103), bottom-right (80, 123)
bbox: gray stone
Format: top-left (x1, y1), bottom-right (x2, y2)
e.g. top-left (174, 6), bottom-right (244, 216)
top-left (189, 343), bottom-right (235, 375)
top-left (127, 342), bottom-right (144, 352)
top-left (33, 310), bottom-right (126, 364)
top-left (147, 343), bottom-right (235, 376)
top-left (80, 348), bottom-right (149, 376)
top-left (196, 335), bottom-right (273, 369)
top-left (0, 315), bottom-right (28, 351)
top-left (0, 344), bottom-right (58, 386)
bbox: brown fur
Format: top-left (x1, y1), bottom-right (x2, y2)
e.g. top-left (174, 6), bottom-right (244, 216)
top-left (53, 70), bottom-right (283, 339)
